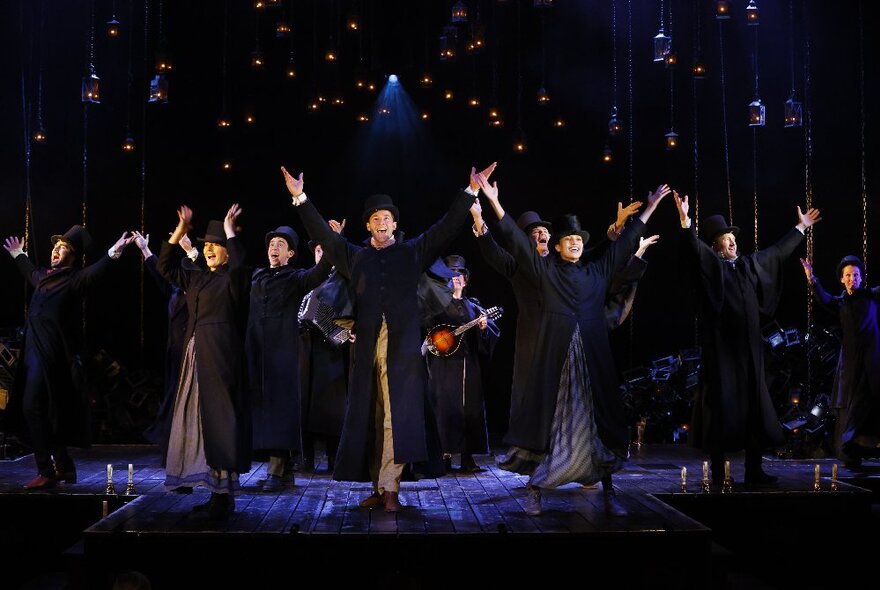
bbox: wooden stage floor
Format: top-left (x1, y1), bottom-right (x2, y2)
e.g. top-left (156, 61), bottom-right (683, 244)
top-left (1, 444), bottom-right (877, 589)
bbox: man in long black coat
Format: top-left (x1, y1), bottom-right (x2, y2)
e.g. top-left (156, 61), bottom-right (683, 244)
top-left (674, 193), bottom-right (821, 485)
top-left (281, 164), bottom-right (489, 513)
top-left (3, 226), bottom-right (134, 489)
top-left (247, 225), bottom-right (331, 491)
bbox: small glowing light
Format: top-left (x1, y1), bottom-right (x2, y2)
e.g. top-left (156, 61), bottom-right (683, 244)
top-left (122, 136), bottom-right (135, 152)
top-left (250, 51), bottom-right (265, 69)
top-left (325, 50), bottom-right (337, 62)
top-left (347, 15), bottom-right (359, 31)
top-left (286, 67), bottom-right (297, 78)
top-left (746, 0), bottom-right (760, 26)
top-left (331, 96), bottom-right (344, 106)
top-left (513, 131), bottom-right (528, 153)
top-left (488, 108), bottom-right (504, 127)
top-left (367, 83), bottom-right (376, 92)
top-left (378, 106), bottom-right (391, 116)
top-left (255, 0), bottom-right (265, 9)
top-left (308, 101), bottom-right (320, 112)
top-left (218, 117), bottom-right (231, 128)
top-left (716, 0), bottom-right (730, 19)
top-left (553, 118), bottom-right (565, 128)
top-left (537, 86), bottom-right (550, 105)
top-left (664, 51), bottom-right (678, 67)
top-left (148, 74), bottom-right (168, 104)
top-left (222, 161), bottom-right (232, 170)
top-left (82, 73), bottom-right (101, 103)
top-left (748, 98), bottom-right (766, 126)
top-left (602, 144), bottom-right (613, 164)
top-left (245, 114), bottom-right (255, 124)
top-left (784, 95), bottom-right (803, 128)
top-left (357, 114), bottom-right (369, 122)
top-left (388, 74), bottom-right (399, 84)
top-left (107, 18), bottom-right (120, 38)
top-left (33, 128), bottom-right (47, 144)
top-left (693, 61), bottom-right (706, 78)
top-left (665, 130), bottom-right (679, 150)
top-left (420, 73), bottom-right (433, 88)
top-left (609, 109), bottom-right (623, 136)
top-left (276, 21), bottom-right (291, 38)
top-left (444, 90), bottom-right (454, 101)
top-left (421, 112), bottom-right (430, 120)
top-left (156, 56), bottom-right (173, 72)
top-left (451, 1), bottom-right (467, 23)
top-left (468, 96), bottom-right (480, 108)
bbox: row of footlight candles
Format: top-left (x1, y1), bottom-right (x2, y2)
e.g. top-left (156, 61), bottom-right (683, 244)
top-left (104, 463), bottom-right (137, 496)
top-left (679, 461), bottom-right (840, 493)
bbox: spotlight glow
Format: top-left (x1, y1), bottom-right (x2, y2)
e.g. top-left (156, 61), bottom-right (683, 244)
top-left (388, 74), bottom-right (399, 84)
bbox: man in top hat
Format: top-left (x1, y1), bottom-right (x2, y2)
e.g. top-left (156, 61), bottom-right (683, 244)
top-left (3, 225), bottom-right (135, 489)
top-left (476, 176), bottom-right (670, 516)
top-left (674, 193), bottom-right (822, 486)
top-left (800, 254), bottom-right (880, 470)
top-left (425, 255), bottom-right (499, 473)
top-left (247, 225), bottom-right (333, 491)
top-left (281, 162), bottom-right (493, 513)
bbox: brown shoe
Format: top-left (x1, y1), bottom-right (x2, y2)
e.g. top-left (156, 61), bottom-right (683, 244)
top-left (384, 490), bottom-right (403, 513)
top-left (359, 492), bottom-right (384, 508)
top-left (24, 475), bottom-right (56, 490)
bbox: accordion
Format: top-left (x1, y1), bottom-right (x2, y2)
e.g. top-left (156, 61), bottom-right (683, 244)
top-left (298, 292), bottom-right (352, 347)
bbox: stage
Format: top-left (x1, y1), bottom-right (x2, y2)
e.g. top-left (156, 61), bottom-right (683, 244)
top-left (1, 444), bottom-right (876, 589)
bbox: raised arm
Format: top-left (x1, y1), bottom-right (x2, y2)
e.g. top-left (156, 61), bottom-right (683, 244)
top-left (800, 257), bottom-right (834, 306)
top-left (158, 207), bottom-right (195, 289)
top-left (4, 236), bottom-right (39, 286)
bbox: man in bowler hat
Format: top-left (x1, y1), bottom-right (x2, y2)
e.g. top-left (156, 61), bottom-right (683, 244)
top-left (3, 225), bottom-right (135, 489)
top-left (674, 193), bottom-right (821, 486)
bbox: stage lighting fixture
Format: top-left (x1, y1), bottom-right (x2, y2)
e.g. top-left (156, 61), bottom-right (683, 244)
top-left (451, 1), bottom-right (468, 23)
top-left (653, 29), bottom-right (671, 62)
top-left (664, 129), bottom-right (679, 150)
top-left (388, 74), bottom-right (399, 84)
top-left (148, 74), bottom-right (168, 103)
top-left (107, 18), bottom-right (120, 38)
top-left (608, 108), bottom-right (623, 136)
top-left (784, 95), bottom-right (803, 128)
top-left (536, 86), bottom-right (550, 105)
top-left (746, 0), bottom-right (760, 26)
top-left (82, 73), bottom-right (101, 103)
top-left (715, 1), bottom-right (731, 19)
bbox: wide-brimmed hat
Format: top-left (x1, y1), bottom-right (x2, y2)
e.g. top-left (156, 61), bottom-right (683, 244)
top-left (701, 214), bottom-right (739, 243)
top-left (197, 220), bottom-right (227, 246)
top-left (836, 255), bottom-right (865, 278)
top-left (51, 224), bottom-right (92, 254)
top-left (516, 210), bottom-right (552, 234)
top-left (551, 213), bottom-right (590, 246)
top-left (362, 194), bottom-right (400, 224)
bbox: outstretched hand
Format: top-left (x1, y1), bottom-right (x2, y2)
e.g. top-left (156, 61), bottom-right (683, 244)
top-left (113, 232), bottom-right (136, 251)
top-left (281, 166), bottom-right (304, 197)
top-left (799, 257), bottom-right (815, 283)
top-left (179, 233), bottom-right (193, 253)
top-left (469, 161), bottom-right (497, 192)
top-left (329, 219), bottom-right (346, 234)
top-left (635, 234), bottom-right (660, 258)
top-left (224, 203), bottom-right (243, 236)
top-left (177, 205), bottom-right (193, 230)
top-left (646, 184), bottom-right (672, 208)
top-left (796, 206), bottom-right (822, 230)
top-left (615, 200), bottom-right (643, 229)
top-left (673, 191), bottom-right (689, 220)
top-left (3, 236), bottom-right (24, 254)
top-left (132, 230), bottom-right (150, 251)
top-left (476, 175), bottom-right (498, 202)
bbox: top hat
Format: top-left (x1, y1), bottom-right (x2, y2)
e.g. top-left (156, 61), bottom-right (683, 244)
top-left (836, 255), bottom-right (865, 278)
top-left (362, 194), bottom-right (400, 224)
top-left (197, 220), bottom-right (227, 246)
top-left (701, 214), bottom-right (739, 243)
top-left (265, 225), bottom-right (299, 252)
top-left (551, 214), bottom-right (590, 246)
top-left (51, 224), bottom-right (92, 254)
top-left (516, 211), bottom-right (553, 234)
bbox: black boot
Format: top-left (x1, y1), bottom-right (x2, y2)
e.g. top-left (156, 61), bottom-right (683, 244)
top-left (602, 476), bottom-right (628, 517)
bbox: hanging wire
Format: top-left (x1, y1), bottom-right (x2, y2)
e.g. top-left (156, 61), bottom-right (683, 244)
top-left (803, 0), bottom-right (814, 400)
top-left (717, 15), bottom-right (733, 225)
top-left (19, 0), bottom-right (35, 317)
top-left (859, 0), bottom-right (868, 272)
top-left (611, 0), bottom-right (617, 113)
top-left (139, 0), bottom-right (149, 360)
top-left (35, 0), bottom-right (45, 139)
top-left (751, 20), bottom-right (760, 250)
top-left (788, 0), bottom-right (796, 97)
top-left (626, 0), bottom-right (634, 364)
top-left (692, 0), bottom-right (702, 346)
top-left (221, 0), bottom-right (229, 115)
top-left (82, 0), bottom-right (98, 341)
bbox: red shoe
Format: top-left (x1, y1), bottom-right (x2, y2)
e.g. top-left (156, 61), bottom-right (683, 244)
top-left (24, 475), bottom-right (56, 490)
top-left (384, 491), bottom-right (403, 513)
top-left (359, 492), bottom-right (384, 508)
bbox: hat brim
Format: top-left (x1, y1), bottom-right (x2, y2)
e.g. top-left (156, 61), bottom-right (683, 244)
top-left (837, 257), bottom-right (865, 278)
top-left (521, 220), bottom-right (553, 233)
top-left (196, 235), bottom-right (228, 246)
top-left (552, 229), bottom-right (590, 246)
top-left (707, 226), bottom-right (739, 242)
top-left (362, 206), bottom-right (400, 224)
top-left (264, 232), bottom-right (297, 249)
top-left (50, 235), bottom-right (76, 251)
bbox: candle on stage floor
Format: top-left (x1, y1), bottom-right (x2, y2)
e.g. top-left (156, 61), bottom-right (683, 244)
top-left (128, 463), bottom-right (134, 483)
top-left (107, 464), bottom-right (113, 481)
top-left (681, 466), bottom-right (687, 484)
top-left (814, 464), bottom-right (820, 482)
top-left (724, 461), bottom-right (730, 480)
top-left (832, 463), bottom-right (838, 481)
top-left (702, 461), bottom-right (708, 480)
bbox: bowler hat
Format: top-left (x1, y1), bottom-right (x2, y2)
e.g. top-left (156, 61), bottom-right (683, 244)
top-left (197, 220), bottom-right (227, 246)
top-left (265, 225), bottom-right (299, 252)
top-left (362, 194), bottom-right (400, 224)
top-left (701, 214), bottom-right (739, 243)
top-left (836, 255), bottom-right (865, 279)
top-left (51, 225), bottom-right (92, 254)
top-left (516, 211), bottom-right (552, 234)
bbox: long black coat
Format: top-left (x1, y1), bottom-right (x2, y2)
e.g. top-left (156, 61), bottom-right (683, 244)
top-left (157, 238), bottom-right (251, 473)
top-left (7, 254), bottom-right (115, 447)
top-left (142, 254), bottom-right (188, 448)
top-left (293, 192), bottom-right (474, 482)
top-left (812, 280), bottom-right (880, 457)
top-left (497, 214), bottom-right (645, 455)
top-left (685, 227), bottom-right (803, 453)
top-left (426, 297), bottom-right (499, 454)
top-left (247, 260), bottom-right (331, 451)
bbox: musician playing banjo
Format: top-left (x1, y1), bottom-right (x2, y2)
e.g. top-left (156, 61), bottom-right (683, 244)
top-left (424, 255), bottom-right (500, 473)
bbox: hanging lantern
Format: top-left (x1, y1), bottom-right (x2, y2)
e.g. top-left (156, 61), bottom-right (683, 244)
top-left (513, 130), bottom-right (528, 154)
top-left (746, 0), bottom-right (760, 26)
top-left (308, 98), bottom-right (321, 113)
top-left (664, 51), bottom-right (678, 68)
top-left (148, 74), bottom-right (168, 103)
top-left (245, 114), bottom-right (255, 124)
top-left (106, 17), bottom-right (120, 38)
top-left (81, 73), bottom-right (101, 103)
top-left (468, 96), bottom-right (480, 108)
top-left (367, 82), bottom-right (376, 92)
top-left (122, 135), bottom-right (135, 152)
top-left (715, 1), bottom-right (730, 19)
top-left (653, 29), bottom-right (671, 62)
top-left (467, 24), bottom-right (485, 53)
top-left (608, 108), bottom-right (623, 136)
top-left (784, 94), bottom-right (803, 128)
top-left (451, 1), bottom-right (468, 24)
top-left (33, 128), bottom-right (47, 144)
top-left (346, 11), bottom-right (359, 31)
top-left (325, 48), bottom-right (337, 62)
top-left (250, 51), bottom-right (265, 69)
top-left (222, 161), bottom-right (232, 171)
top-left (254, 0), bottom-right (265, 9)
top-left (748, 98), bottom-right (766, 126)
top-left (217, 117), bottom-right (231, 129)
top-left (665, 129), bottom-right (679, 150)
top-left (552, 118), bottom-right (565, 128)
top-left (331, 96), bottom-right (345, 107)
top-left (537, 86), bottom-right (550, 105)
top-left (286, 59), bottom-right (297, 78)
top-left (488, 108), bottom-right (504, 128)
top-left (356, 113), bottom-right (369, 123)
top-left (602, 144), bottom-right (613, 164)
top-left (692, 60), bottom-right (707, 78)
top-left (444, 89), bottom-right (454, 101)
top-left (155, 51), bottom-right (173, 72)
top-left (439, 26), bottom-right (457, 61)
top-left (421, 111), bottom-right (431, 121)
top-left (419, 73), bottom-right (433, 88)
top-left (275, 21), bottom-right (291, 38)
